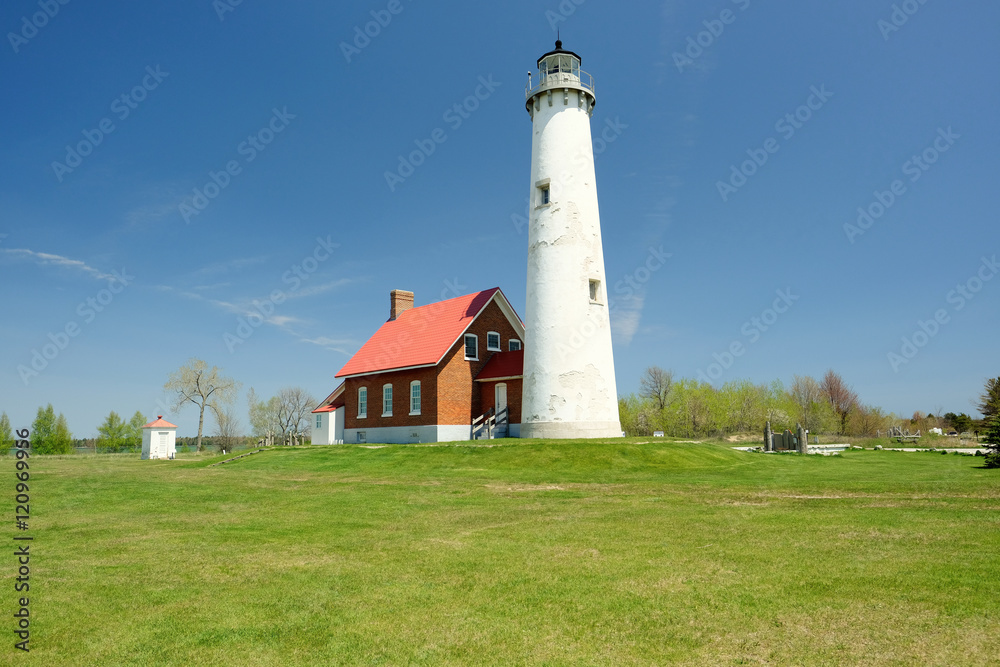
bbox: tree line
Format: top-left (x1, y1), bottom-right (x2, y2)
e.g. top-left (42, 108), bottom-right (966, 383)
top-left (0, 357), bottom-right (318, 454)
top-left (619, 368), bottom-right (1000, 443)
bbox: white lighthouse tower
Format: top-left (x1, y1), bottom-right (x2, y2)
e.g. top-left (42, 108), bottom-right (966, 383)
top-left (520, 40), bottom-right (622, 439)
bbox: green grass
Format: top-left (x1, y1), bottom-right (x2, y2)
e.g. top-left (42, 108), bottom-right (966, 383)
top-left (9, 439), bottom-right (1000, 665)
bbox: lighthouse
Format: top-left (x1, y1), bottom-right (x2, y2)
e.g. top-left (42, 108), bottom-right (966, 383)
top-left (520, 41), bottom-right (622, 439)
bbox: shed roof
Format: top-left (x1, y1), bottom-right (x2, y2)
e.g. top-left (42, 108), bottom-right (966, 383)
top-left (475, 350), bottom-right (524, 382)
top-left (142, 416), bottom-right (177, 429)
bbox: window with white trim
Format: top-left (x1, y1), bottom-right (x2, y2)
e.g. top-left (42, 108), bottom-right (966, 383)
top-left (315, 414), bottom-right (322, 429)
top-left (536, 178), bottom-right (552, 208)
top-left (410, 381), bottom-right (421, 415)
top-left (589, 279), bottom-right (602, 304)
top-left (509, 339), bottom-right (522, 351)
top-left (382, 384), bottom-right (393, 417)
top-left (487, 331), bottom-right (501, 351)
top-left (358, 387), bottom-right (367, 418)
top-left (464, 334), bottom-right (478, 360)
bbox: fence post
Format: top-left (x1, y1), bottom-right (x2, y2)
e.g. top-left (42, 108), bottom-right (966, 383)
top-left (764, 421), bottom-right (772, 452)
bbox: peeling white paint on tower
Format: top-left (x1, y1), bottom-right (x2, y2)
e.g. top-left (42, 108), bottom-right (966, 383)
top-left (521, 41), bottom-right (622, 439)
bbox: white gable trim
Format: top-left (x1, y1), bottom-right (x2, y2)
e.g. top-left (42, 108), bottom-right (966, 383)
top-left (435, 289), bottom-right (525, 367)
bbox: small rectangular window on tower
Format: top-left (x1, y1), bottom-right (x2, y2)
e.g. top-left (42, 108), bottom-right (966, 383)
top-left (589, 279), bottom-right (601, 304)
top-left (535, 179), bottom-right (551, 208)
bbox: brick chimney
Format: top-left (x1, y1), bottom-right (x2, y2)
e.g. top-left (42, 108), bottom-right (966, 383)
top-left (389, 289), bottom-right (414, 320)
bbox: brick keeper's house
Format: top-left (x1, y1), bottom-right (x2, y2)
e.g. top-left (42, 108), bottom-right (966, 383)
top-left (311, 288), bottom-right (525, 444)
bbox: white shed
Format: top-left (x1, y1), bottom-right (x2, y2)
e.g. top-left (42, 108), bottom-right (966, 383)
top-left (142, 415), bottom-right (177, 460)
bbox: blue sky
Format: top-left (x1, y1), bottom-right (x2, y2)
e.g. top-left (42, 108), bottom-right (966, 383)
top-left (1, 0), bottom-right (997, 437)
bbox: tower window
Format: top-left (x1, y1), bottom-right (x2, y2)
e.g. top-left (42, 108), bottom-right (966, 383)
top-left (535, 179), bottom-right (551, 208)
top-left (590, 279), bottom-right (602, 304)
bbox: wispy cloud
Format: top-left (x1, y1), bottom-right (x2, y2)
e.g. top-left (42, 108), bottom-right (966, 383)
top-left (0, 247), bottom-right (116, 281)
top-left (612, 293), bottom-right (646, 346)
top-left (285, 278), bottom-right (356, 300)
top-left (300, 336), bottom-right (357, 355)
top-left (190, 256), bottom-right (269, 278)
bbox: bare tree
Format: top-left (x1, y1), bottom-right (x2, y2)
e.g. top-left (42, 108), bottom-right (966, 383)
top-left (211, 404), bottom-right (243, 453)
top-left (165, 358), bottom-right (240, 451)
top-left (275, 387), bottom-right (316, 442)
top-left (790, 375), bottom-right (823, 431)
top-left (640, 366), bottom-right (673, 410)
top-left (850, 404), bottom-right (891, 437)
top-left (248, 387), bottom-right (315, 444)
top-left (820, 370), bottom-right (858, 435)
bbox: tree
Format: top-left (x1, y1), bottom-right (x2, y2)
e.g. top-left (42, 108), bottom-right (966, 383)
top-left (211, 404), bottom-right (243, 453)
top-left (790, 375), bottom-right (824, 432)
top-left (31, 404), bottom-right (56, 452)
top-left (0, 412), bottom-right (15, 451)
top-left (248, 387), bottom-right (316, 444)
top-left (127, 411), bottom-right (147, 450)
top-left (949, 413), bottom-right (974, 434)
top-left (97, 411), bottom-right (129, 453)
top-left (979, 377), bottom-right (1000, 421)
top-left (983, 414), bottom-right (1000, 468)
top-left (52, 413), bottom-right (74, 454)
top-left (639, 366), bottom-right (673, 411)
top-left (274, 387), bottom-right (316, 442)
top-left (165, 358), bottom-right (240, 451)
top-left (849, 404), bottom-right (891, 437)
top-left (820, 370), bottom-right (858, 435)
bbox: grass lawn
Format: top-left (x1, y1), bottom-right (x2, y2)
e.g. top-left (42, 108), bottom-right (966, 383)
top-left (9, 440), bottom-right (1000, 665)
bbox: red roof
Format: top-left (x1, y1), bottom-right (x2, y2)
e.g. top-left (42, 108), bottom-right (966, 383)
top-left (336, 288), bottom-right (522, 378)
top-left (475, 350), bottom-right (524, 381)
top-left (142, 416), bottom-right (177, 429)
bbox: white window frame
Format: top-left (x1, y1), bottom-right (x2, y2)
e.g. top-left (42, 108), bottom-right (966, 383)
top-left (382, 384), bottom-right (393, 417)
top-left (410, 380), bottom-right (421, 415)
top-left (464, 333), bottom-right (478, 361)
top-left (357, 387), bottom-right (367, 418)
top-left (535, 178), bottom-right (552, 208)
top-left (487, 331), bottom-right (501, 352)
top-left (589, 279), bottom-right (603, 304)
top-left (509, 339), bottom-right (522, 351)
